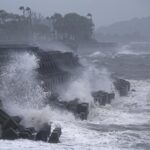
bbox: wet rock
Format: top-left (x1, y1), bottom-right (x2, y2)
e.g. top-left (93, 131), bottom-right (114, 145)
top-left (19, 131), bottom-right (31, 139)
top-left (18, 127), bottom-right (36, 140)
top-left (11, 116), bottom-right (22, 124)
top-left (0, 109), bottom-right (19, 130)
top-left (49, 131), bottom-right (59, 143)
top-left (131, 89), bottom-right (136, 92)
top-left (49, 127), bottom-right (61, 143)
top-left (53, 127), bottom-right (62, 137)
top-left (76, 103), bottom-right (89, 120)
top-left (56, 101), bottom-right (68, 110)
top-left (36, 123), bottom-right (51, 142)
top-left (66, 98), bottom-right (79, 113)
top-left (26, 127), bottom-right (36, 134)
top-left (114, 78), bottom-right (130, 96)
top-left (2, 118), bottom-right (19, 131)
top-left (108, 93), bottom-right (115, 104)
top-left (49, 93), bottom-right (59, 103)
top-left (92, 91), bottom-right (115, 106)
top-left (2, 128), bottom-right (18, 140)
top-left (25, 127), bottom-right (36, 140)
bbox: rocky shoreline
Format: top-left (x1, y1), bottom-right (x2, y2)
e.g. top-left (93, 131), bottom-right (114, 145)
top-left (0, 78), bottom-right (130, 143)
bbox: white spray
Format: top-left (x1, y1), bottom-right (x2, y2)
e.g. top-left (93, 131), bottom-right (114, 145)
top-left (60, 59), bottom-right (114, 103)
top-left (0, 51), bottom-right (75, 129)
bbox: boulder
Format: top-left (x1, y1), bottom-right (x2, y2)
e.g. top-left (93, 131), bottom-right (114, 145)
top-left (2, 118), bottom-right (19, 131)
top-left (49, 93), bottom-right (59, 104)
top-left (0, 109), bottom-right (9, 125)
top-left (49, 131), bottom-right (59, 143)
top-left (107, 93), bottom-right (115, 104)
top-left (0, 109), bottom-right (19, 130)
top-left (2, 128), bottom-right (18, 140)
top-left (18, 127), bottom-right (35, 140)
top-left (66, 98), bottom-right (79, 113)
top-left (92, 91), bottom-right (115, 106)
top-left (36, 123), bottom-right (51, 142)
top-left (25, 127), bottom-right (36, 140)
top-left (76, 103), bottom-right (89, 120)
top-left (49, 127), bottom-right (61, 143)
top-left (26, 127), bottom-right (36, 134)
top-left (11, 116), bottom-right (22, 124)
top-left (19, 131), bottom-right (31, 139)
top-left (53, 127), bottom-right (62, 137)
top-left (131, 89), bottom-right (136, 92)
top-left (114, 79), bottom-right (130, 96)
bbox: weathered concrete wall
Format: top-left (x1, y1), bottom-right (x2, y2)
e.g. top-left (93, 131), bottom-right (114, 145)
top-left (0, 44), bottom-right (81, 92)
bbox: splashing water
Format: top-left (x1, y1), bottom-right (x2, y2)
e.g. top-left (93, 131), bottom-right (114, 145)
top-left (60, 63), bottom-right (114, 103)
top-left (0, 51), bottom-right (75, 129)
top-left (0, 52), bottom-right (47, 109)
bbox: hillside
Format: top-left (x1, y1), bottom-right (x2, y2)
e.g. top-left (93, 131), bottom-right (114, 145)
top-left (96, 16), bottom-right (150, 42)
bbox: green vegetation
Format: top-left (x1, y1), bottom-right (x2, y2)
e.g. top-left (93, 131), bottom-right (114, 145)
top-left (0, 8), bottom-right (94, 43)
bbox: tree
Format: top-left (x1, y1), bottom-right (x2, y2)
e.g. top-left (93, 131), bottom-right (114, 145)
top-left (51, 13), bottom-right (64, 39)
top-left (87, 13), bottom-right (92, 20)
top-left (0, 10), bottom-right (8, 23)
top-left (19, 6), bottom-right (25, 17)
top-left (63, 13), bottom-right (94, 41)
top-left (50, 13), bottom-right (94, 41)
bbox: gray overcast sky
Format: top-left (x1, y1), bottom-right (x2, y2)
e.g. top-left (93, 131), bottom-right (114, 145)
top-left (0, 0), bottom-right (150, 28)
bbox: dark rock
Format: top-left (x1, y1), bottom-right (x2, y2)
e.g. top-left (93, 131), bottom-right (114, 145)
top-left (131, 89), bottom-right (136, 92)
top-left (66, 98), bottom-right (79, 113)
top-left (92, 91), bottom-right (115, 106)
top-left (11, 116), bottom-right (22, 124)
top-left (92, 91), bottom-right (107, 105)
top-left (76, 103), bottom-right (89, 120)
top-left (108, 93), bottom-right (115, 104)
top-left (49, 93), bottom-right (59, 103)
top-left (18, 127), bottom-right (35, 140)
top-left (2, 128), bottom-right (18, 140)
top-left (114, 78), bottom-right (130, 96)
top-left (19, 131), bottom-right (31, 139)
top-left (26, 128), bottom-right (36, 140)
top-left (49, 131), bottom-right (59, 143)
top-left (2, 118), bottom-right (19, 131)
top-left (53, 127), bottom-right (62, 137)
top-left (36, 123), bottom-right (51, 142)
top-left (56, 101), bottom-right (68, 110)
top-left (26, 127), bottom-right (36, 134)
top-left (49, 127), bottom-right (61, 143)
top-left (18, 125), bottom-right (26, 132)
top-left (0, 109), bottom-right (9, 125)
top-left (0, 109), bottom-right (19, 130)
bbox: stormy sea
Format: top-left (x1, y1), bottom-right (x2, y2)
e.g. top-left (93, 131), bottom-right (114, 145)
top-left (0, 42), bottom-right (150, 150)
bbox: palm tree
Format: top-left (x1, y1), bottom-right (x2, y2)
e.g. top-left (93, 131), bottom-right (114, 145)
top-left (0, 10), bottom-right (8, 23)
top-left (26, 7), bottom-right (33, 39)
top-left (87, 13), bottom-right (92, 20)
top-left (19, 6), bottom-right (25, 17)
top-left (26, 7), bottom-right (31, 16)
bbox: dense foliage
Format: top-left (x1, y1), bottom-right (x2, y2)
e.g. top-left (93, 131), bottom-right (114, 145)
top-left (0, 9), bottom-right (94, 43)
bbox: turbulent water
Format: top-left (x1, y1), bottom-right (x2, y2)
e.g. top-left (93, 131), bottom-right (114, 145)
top-left (0, 42), bottom-right (150, 150)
